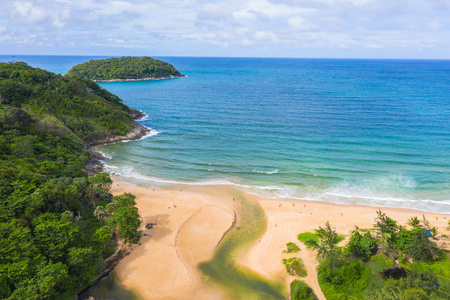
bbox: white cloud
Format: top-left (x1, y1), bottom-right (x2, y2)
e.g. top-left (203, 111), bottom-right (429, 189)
top-left (0, 0), bottom-right (448, 58)
top-left (288, 16), bottom-right (316, 31)
top-left (13, 1), bottom-right (47, 23)
top-left (429, 20), bottom-right (443, 31)
top-left (254, 30), bottom-right (276, 40)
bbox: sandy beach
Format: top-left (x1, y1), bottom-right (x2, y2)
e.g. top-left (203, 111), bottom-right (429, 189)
top-left (111, 182), bottom-right (450, 300)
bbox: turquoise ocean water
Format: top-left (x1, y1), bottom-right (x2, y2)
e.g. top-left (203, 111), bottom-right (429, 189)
top-left (2, 56), bottom-right (449, 213)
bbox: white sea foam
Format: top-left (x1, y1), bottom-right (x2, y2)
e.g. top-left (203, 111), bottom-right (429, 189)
top-left (118, 129), bottom-right (160, 144)
top-left (105, 164), bottom-right (249, 187)
top-left (96, 150), bottom-right (113, 160)
top-left (139, 129), bottom-right (160, 139)
top-left (266, 169), bottom-right (279, 174)
top-left (253, 185), bottom-right (285, 190)
top-left (102, 164), bottom-right (450, 214)
top-left (136, 111), bottom-right (149, 121)
top-left (253, 169), bottom-right (279, 175)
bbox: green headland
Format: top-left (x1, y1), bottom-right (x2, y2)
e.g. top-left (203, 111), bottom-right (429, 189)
top-left (0, 62), bottom-right (143, 299)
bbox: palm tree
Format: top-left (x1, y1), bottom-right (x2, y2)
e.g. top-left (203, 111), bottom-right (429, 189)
top-left (407, 216), bottom-right (421, 229)
top-left (94, 206), bottom-right (106, 223)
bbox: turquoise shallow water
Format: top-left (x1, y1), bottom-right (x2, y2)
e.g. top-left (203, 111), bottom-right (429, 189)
top-left (2, 56), bottom-right (449, 213)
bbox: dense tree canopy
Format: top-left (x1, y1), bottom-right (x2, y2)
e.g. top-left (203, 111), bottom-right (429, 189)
top-left (298, 213), bottom-right (449, 300)
top-left (0, 62), bottom-right (142, 299)
top-left (67, 56), bottom-right (183, 81)
top-left (0, 62), bottom-right (136, 144)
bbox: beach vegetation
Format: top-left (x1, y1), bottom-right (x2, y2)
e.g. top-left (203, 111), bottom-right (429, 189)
top-left (0, 62), bottom-right (142, 298)
top-left (67, 56), bottom-right (183, 81)
top-left (283, 242), bottom-right (300, 253)
top-left (304, 221), bottom-right (341, 272)
top-left (407, 216), bottom-right (421, 228)
top-left (302, 213), bottom-right (450, 300)
top-left (345, 227), bottom-right (377, 260)
top-left (282, 257), bottom-right (307, 277)
top-left (290, 280), bottom-right (317, 300)
top-left (297, 232), bottom-right (319, 249)
top-left (374, 209), bottom-right (397, 255)
top-left (318, 259), bottom-right (369, 299)
top-left (366, 266), bottom-right (450, 300)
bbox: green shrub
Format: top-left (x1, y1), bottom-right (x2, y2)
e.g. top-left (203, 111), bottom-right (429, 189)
top-left (367, 267), bottom-right (450, 300)
top-left (318, 259), bottom-right (369, 299)
top-left (290, 280), bottom-right (317, 300)
top-left (362, 260), bottom-right (392, 299)
top-left (403, 253), bottom-right (450, 279)
top-left (370, 253), bottom-right (392, 265)
top-left (283, 257), bottom-right (307, 277)
top-left (298, 232), bottom-right (319, 249)
top-left (346, 228), bottom-right (376, 260)
top-left (283, 242), bottom-right (300, 253)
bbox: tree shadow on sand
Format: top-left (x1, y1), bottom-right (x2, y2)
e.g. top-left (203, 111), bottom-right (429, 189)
top-left (141, 214), bottom-right (172, 242)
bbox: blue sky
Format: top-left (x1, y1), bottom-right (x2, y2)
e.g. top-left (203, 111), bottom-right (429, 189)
top-left (1, 0), bottom-right (449, 58)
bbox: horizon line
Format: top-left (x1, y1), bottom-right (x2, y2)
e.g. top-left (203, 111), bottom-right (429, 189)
top-left (1, 54), bottom-right (450, 61)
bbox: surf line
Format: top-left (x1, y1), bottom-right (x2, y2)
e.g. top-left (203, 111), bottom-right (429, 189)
top-left (198, 192), bottom-right (286, 300)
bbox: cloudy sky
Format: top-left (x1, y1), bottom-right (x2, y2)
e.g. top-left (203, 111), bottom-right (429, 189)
top-left (1, 0), bottom-right (449, 58)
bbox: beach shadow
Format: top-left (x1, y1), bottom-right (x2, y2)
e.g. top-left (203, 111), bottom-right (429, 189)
top-left (142, 214), bottom-right (172, 241)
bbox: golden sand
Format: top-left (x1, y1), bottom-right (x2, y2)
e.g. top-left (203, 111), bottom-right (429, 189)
top-left (111, 182), bottom-right (449, 300)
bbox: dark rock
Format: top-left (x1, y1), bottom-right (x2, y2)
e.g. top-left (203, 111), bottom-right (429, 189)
top-left (87, 121), bottom-right (151, 146)
top-left (104, 193), bottom-right (113, 199)
top-left (130, 109), bottom-right (146, 120)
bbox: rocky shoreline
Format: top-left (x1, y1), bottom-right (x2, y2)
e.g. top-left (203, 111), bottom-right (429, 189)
top-left (92, 74), bottom-right (186, 83)
top-left (85, 109), bottom-right (151, 176)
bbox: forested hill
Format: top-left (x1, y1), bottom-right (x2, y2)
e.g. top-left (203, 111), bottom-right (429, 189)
top-left (0, 62), bottom-right (142, 299)
top-left (0, 61), bottom-right (145, 144)
top-left (67, 56), bottom-right (184, 81)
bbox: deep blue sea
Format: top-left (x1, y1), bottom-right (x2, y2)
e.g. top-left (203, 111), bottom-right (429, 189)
top-left (1, 55), bottom-right (449, 213)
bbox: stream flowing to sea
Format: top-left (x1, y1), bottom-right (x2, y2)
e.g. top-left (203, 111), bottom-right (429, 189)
top-left (2, 55), bottom-right (449, 299)
top-left (198, 192), bottom-right (285, 299)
